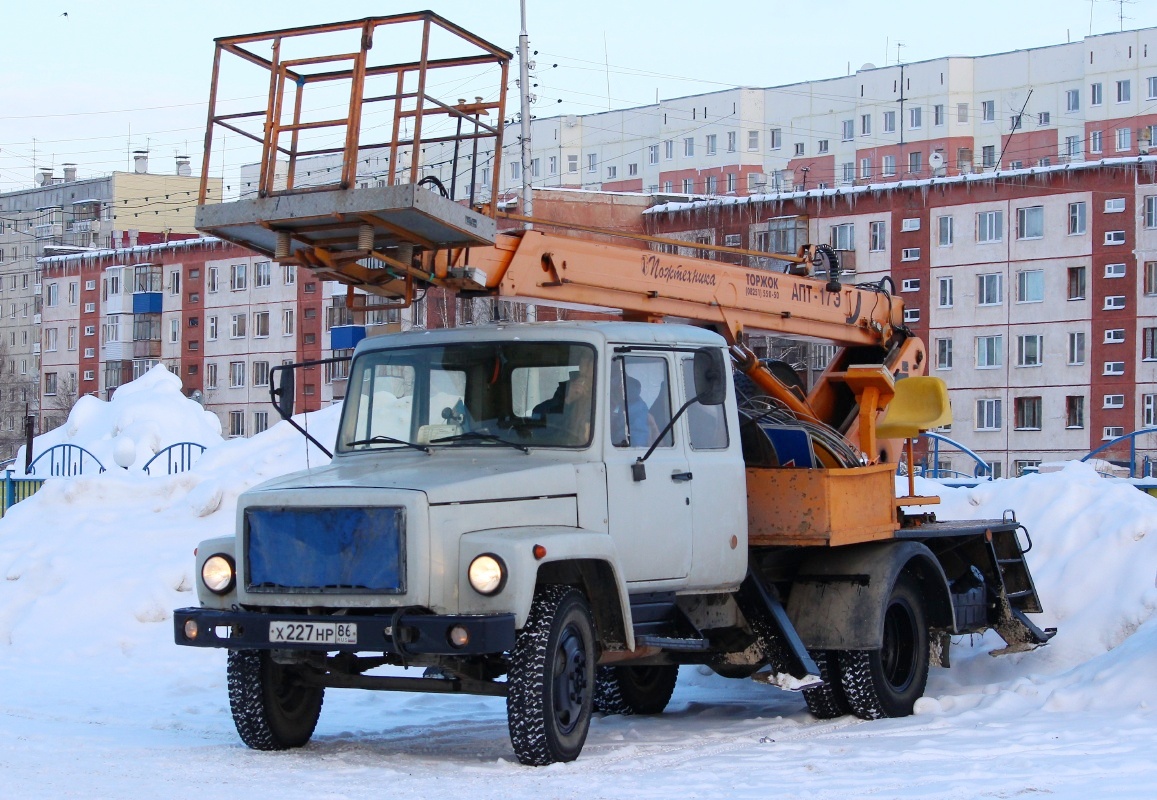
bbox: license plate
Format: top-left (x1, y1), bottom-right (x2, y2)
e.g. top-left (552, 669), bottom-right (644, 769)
top-left (269, 621), bottom-right (357, 645)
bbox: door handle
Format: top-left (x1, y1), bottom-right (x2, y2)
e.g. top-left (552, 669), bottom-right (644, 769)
top-left (671, 471), bottom-right (693, 482)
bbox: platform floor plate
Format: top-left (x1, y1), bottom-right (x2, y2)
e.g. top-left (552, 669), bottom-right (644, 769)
top-left (195, 184), bottom-right (496, 260)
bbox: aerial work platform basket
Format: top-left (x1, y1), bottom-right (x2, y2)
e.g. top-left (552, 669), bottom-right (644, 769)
top-left (195, 12), bottom-right (511, 283)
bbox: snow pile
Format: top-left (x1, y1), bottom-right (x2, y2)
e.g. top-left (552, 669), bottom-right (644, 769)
top-left (904, 463), bottom-right (1157, 716)
top-left (12, 365), bottom-right (225, 474)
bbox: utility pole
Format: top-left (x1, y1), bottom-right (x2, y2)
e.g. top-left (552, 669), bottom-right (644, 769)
top-left (518, 0), bottom-right (534, 228)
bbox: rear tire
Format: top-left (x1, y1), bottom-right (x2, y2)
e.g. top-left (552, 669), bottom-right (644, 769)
top-left (837, 576), bottom-right (929, 720)
top-left (593, 664), bottom-right (679, 715)
top-left (801, 650), bottom-right (852, 719)
top-left (226, 649), bottom-right (324, 750)
top-left (507, 586), bottom-right (596, 765)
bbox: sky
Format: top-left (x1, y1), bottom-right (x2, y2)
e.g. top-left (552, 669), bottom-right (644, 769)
top-left (2, 0), bottom-right (1156, 193)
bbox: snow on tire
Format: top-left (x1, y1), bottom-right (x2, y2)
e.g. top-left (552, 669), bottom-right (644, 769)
top-left (802, 650), bottom-right (851, 720)
top-left (507, 585), bottom-right (596, 766)
top-left (226, 649), bottom-right (324, 751)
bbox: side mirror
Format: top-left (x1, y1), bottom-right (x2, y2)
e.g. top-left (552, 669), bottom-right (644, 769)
top-left (273, 367), bottom-right (295, 420)
top-left (693, 347), bottom-right (727, 406)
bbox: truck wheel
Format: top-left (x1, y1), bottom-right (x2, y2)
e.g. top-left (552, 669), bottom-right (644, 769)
top-left (593, 664), bottom-right (679, 715)
top-left (507, 586), bottom-right (596, 766)
top-left (801, 650), bottom-right (852, 719)
top-left (837, 576), bottom-right (929, 719)
top-left (226, 649), bottom-right (324, 750)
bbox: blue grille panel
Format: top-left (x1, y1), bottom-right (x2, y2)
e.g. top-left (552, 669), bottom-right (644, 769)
top-left (245, 506), bottom-right (405, 593)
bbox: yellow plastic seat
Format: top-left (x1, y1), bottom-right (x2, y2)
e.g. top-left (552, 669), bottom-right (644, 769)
top-left (876, 376), bottom-right (952, 440)
top-left (875, 376), bottom-right (952, 503)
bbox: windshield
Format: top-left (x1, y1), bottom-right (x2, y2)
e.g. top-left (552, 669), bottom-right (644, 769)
top-left (337, 341), bottom-right (597, 453)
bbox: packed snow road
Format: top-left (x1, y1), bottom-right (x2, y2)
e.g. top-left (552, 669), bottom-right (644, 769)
top-left (1, 369), bottom-right (1155, 797)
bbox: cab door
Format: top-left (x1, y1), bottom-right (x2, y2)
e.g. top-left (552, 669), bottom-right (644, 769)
top-left (604, 353), bottom-right (693, 582)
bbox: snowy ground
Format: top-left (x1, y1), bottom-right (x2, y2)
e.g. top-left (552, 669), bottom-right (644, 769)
top-left (2, 368), bottom-right (1156, 798)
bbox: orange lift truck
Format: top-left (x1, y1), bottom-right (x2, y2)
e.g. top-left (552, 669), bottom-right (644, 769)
top-left (174, 12), bottom-right (1052, 765)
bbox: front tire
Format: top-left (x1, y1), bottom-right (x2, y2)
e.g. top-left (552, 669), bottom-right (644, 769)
top-left (837, 576), bottom-right (929, 719)
top-left (507, 586), bottom-right (596, 766)
top-left (227, 649), bottom-right (324, 750)
top-left (594, 664), bottom-right (679, 715)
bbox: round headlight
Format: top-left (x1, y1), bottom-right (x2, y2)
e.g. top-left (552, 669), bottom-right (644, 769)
top-left (201, 554), bottom-right (236, 595)
top-left (468, 554), bottom-right (507, 596)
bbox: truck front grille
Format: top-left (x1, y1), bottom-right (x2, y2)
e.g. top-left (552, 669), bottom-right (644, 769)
top-left (244, 506), bottom-right (406, 593)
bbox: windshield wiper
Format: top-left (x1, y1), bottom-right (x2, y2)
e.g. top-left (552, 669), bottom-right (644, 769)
top-left (345, 435), bottom-right (431, 453)
top-left (428, 431), bottom-right (530, 453)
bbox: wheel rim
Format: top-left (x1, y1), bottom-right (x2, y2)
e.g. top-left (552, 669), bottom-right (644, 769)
top-left (551, 621), bottom-right (589, 735)
top-left (880, 597), bottom-right (918, 693)
top-left (269, 661), bottom-right (312, 718)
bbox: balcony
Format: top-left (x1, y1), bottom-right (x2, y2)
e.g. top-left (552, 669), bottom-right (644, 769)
top-left (132, 292), bottom-right (163, 314)
top-left (133, 339), bottom-right (162, 359)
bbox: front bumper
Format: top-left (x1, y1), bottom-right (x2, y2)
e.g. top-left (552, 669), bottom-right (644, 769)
top-left (173, 607), bottom-right (516, 656)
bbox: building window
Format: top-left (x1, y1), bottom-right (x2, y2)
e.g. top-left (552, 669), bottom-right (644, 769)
top-left (981, 100), bottom-right (995, 121)
top-left (977, 210), bottom-right (1003, 242)
top-left (1016, 270), bottom-right (1044, 303)
top-left (976, 335), bottom-right (1003, 368)
top-left (901, 218), bottom-right (920, 232)
top-left (44, 328), bottom-right (57, 351)
top-left (1143, 327), bottom-right (1157, 360)
top-left (1066, 396), bottom-right (1085, 428)
top-left (229, 410), bottom-right (246, 438)
top-left (67, 327), bottom-right (76, 350)
top-left (903, 308), bottom-right (920, 323)
top-left (727, 131), bottom-right (738, 152)
top-left (932, 104), bottom-right (944, 125)
top-left (1104, 295), bottom-right (1126, 310)
top-left (908, 151), bottom-right (922, 173)
top-left (938, 276), bottom-right (954, 307)
top-left (1116, 128), bottom-right (1132, 152)
top-left (682, 138), bottom-right (695, 158)
top-left (1009, 114), bottom-right (1022, 131)
top-left (1105, 197), bottom-right (1126, 214)
top-left (1016, 206), bottom-right (1044, 239)
top-left (1091, 82), bottom-right (1103, 105)
top-left (901, 248), bottom-right (920, 261)
top-left (253, 411), bottom-right (269, 434)
top-left (283, 308), bottom-right (295, 335)
top-left (1014, 397), bottom-right (1042, 430)
top-left (982, 145), bottom-right (996, 168)
top-left (840, 163), bottom-right (854, 183)
top-left (869, 221), bottom-right (886, 252)
top-left (1105, 262), bottom-right (1126, 278)
top-left (253, 360), bottom-right (270, 387)
top-left (606, 165), bottom-right (617, 180)
top-left (1016, 334), bottom-right (1043, 367)
top-left (253, 310), bottom-right (270, 338)
top-left (935, 338), bottom-right (952, 370)
top-left (206, 363), bottom-right (218, 389)
top-left (1105, 328), bottom-right (1126, 344)
top-left (704, 134), bottom-right (717, 156)
top-left (881, 155), bottom-right (896, 176)
top-left (841, 119), bottom-right (854, 141)
top-left (883, 111), bottom-right (896, 133)
top-left (1144, 394), bottom-right (1157, 427)
top-left (817, 139), bottom-right (829, 154)
top-left (977, 273), bottom-right (1003, 305)
top-left (1066, 89), bottom-right (1080, 111)
top-left (509, 160), bottom-right (521, 180)
top-left (976, 398), bottom-right (1002, 430)
top-left (860, 157), bottom-right (872, 179)
top-left (168, 318), bottom-right (179, 344)
top-left (793, 142), bottom-right (805, 157)
top-left (1103, 361), bottom-right (1125, 375)
top-left (705, 175), bottom-right (717, 194)
top-left (1117, 79), bottom-right (1132, 102)
top-left (769, 129), bottom-right (782, 150)
top-left (229, 360), bottom-right (245, 387)
top-left (682, 178), bottom-right (694, 193)
top-left (1105, 230), bottom-right (1126, 245)
top-left (1103, 393), bottom-right (1126, 409)
top-left (567, 154), bottom-right (580, 173)
top-left (830, 223), bottom-right (854, 251)
top-left (1103, 426), bottom-right (1125, 440)
top-left (230, 314), bottom-right (246, 338)
top-left (1090, 130), bottom-right (1103, 153)
top-left (1066, 135), bottom-right (1081, 157)
top-left (1068, 332), bottom-right (1086, 365)
top-left (44, 372), bottom-right (57, 396)
top-left (1067, 267), bottom-right (1086, 300)
top-left (1038, 111), bottom-right (1051, 126)
top-left (909, 106), bottom-right (922, 129)
top-left (858, 114), bottom-right (870, 136)
top-left (937, 215), bottom-right (953, 246)
top-left (253, 261), bottom-right (271, 288)
top-left (1068, 202), bottom-right (1087, 235)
